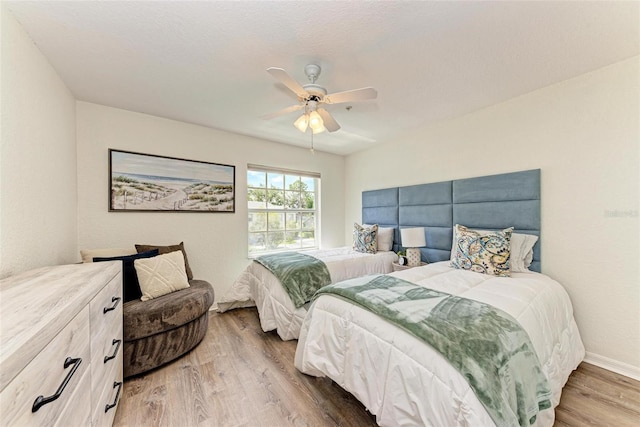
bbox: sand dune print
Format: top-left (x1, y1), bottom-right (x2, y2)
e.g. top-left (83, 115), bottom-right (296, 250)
top-left (111, 176), bottom-right (234, 211)
top-left (110, 150), bottom-right (234, 212)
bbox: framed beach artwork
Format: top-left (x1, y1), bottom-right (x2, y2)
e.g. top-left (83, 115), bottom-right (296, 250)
top-left (109, 149), bottom-right (235, 212)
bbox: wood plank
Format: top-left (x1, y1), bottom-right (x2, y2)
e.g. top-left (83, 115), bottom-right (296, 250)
top-left (113, 308), bottom-right (639, 427)
top-left (555, 363), bottom-right (640, 427)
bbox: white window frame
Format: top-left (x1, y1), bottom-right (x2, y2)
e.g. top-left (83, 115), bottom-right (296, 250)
top-left (247, 164), bottom-right (320, 256)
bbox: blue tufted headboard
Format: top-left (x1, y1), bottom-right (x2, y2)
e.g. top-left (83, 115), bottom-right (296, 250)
top-left (362, 169), bottom-right (541, 272)
top-left (362, 187), bottom-right (400, 251)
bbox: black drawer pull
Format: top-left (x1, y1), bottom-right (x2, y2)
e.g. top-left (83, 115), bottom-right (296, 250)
top-left (103, 296), bottom-right (121, 314)
top-left (104, 339), bottom-right (122, 364)
top-left (32, 357), bottom-right (82, 413)
top-left (105, 381), bottom-right (123, 413)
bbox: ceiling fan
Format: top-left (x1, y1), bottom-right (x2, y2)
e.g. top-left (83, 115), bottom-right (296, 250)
top-left (262, 64), bottom-right (377, 134)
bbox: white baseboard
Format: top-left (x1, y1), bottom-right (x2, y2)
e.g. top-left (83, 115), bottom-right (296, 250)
top-left (584, 352), bottom-right (640, 381)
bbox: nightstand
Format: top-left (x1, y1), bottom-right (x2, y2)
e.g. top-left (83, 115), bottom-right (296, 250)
top-left (392, 261), bottom-right (427, 272)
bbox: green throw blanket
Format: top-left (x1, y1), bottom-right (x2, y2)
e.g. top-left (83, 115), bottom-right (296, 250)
top-left (255, 252), bottom-right (332, 308)
top-left (314, 274), bottom-right (552, 427)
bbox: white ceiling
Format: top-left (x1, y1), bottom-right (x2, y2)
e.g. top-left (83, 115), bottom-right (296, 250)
top-left (6, 1), bottom-right (639, 156)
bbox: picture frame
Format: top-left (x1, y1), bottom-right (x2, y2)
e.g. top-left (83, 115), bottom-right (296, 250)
top-left (109, 149), bottom-right (235, 212)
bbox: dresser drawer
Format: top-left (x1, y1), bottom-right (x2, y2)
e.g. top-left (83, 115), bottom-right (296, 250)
top-left (92, 364), bottom-right (123, 427)
top-left (0, 306), bottom-right (91, 426)
top-left (90, 272), bottom-right (123, 353)
top-left (55, 368), bottom-right (92, 427)
top-left (91, 320), bottom-right (123, 427)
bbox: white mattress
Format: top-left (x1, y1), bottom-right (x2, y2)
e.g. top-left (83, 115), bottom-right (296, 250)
top-left (217, 247), bottom-right (398, 340)
top-left (294, 262), bottom-right (585, 427)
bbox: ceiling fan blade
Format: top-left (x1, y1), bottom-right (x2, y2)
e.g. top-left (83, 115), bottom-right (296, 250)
top-left (316, 108), bottom-right (341, 132)
top-left (324, 87), bottom-right (378, 104)
top-left (260, 104), bottom-right (304, 120)
top-left (267, 67), bottom-right (309, 99)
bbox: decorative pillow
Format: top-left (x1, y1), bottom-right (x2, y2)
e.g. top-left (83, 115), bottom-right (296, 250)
top-left (80, 247), bottom-right (136, 263)
top-left (353, 223), bottom-right (378, 254)
top-left (450, 224), bottom-right (513, 277)
top-left (364, 224), bottom-right (394, 251)
top-left (134, 250), bottom-right (190, 301)
top-left (449, 228), bottom-right (538, 273)
top-left (93, 249), bottom-right (160, 302)
top-left (135, 242), bottom-right (193, 280)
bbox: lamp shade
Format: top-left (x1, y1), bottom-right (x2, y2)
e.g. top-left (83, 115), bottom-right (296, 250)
top-left (294, 114), bottom-right (309, 132)
top-left (308, 111), bottom-right (325, 133)
top-left (401, 227), bottom-right (426, 248)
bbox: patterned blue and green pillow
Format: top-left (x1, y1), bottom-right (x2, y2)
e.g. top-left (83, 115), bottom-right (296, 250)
top-left (353, 223), bottom-right (378, 254)
top-left (450, 224), bottom-right (513, 277)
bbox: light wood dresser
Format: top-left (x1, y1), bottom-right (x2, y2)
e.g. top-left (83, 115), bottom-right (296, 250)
top-left (0, 261), bottom-right (124, 426)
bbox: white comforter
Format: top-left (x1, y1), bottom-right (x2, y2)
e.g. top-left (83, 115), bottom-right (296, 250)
top-left (294, 262), bottom-right (585, 427)
top-left (217, 247), bottom-right (398, 340)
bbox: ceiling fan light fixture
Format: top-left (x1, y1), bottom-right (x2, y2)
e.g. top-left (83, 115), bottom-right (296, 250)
top-left (308, 110), bottom-right (325, 133)
top-left (266, 64), bottom-right (376, 136)
top-left (294, 114), bottom-right (309, 132)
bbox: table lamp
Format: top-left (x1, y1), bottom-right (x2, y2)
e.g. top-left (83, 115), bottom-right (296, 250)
top-left (401, 227), bottom-right (426, 267)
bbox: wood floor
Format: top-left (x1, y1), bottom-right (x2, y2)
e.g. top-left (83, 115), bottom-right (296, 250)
top-left (114, 308), bottom-right (640, 427)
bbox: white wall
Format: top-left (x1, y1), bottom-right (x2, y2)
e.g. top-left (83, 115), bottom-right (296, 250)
top-left (345, 57), bottom-right (640, 377)
top-left (76, 102), bottom-right (345, 300)
top-left (0, 5), bottom-right (78, 278)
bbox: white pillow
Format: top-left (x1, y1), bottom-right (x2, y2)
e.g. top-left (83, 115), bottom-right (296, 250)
top-left (364, 224), bottom-right (394, 251)
top-left (510, 233), bottom-right (539, 272)
top-left (449, 226), bottom-right (538, 273)
top-left (134, 250), bottom-right (190, 301)
top-left (80, 247), bottom-right (136, 263)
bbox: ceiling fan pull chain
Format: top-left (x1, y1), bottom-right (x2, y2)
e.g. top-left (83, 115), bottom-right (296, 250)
top-left (310, 129), bottom-right (315, 154)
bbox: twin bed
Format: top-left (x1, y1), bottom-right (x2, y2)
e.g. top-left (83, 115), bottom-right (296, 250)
top-left (295, 263), bottom-right (583, 426)
top-left (218, 246), bottom-right (398, 340)
top-left (220, 169), bottom-right (585, 426)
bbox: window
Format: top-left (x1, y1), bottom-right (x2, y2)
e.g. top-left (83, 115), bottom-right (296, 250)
top-left (247, 165), bottom-right (319, 255)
